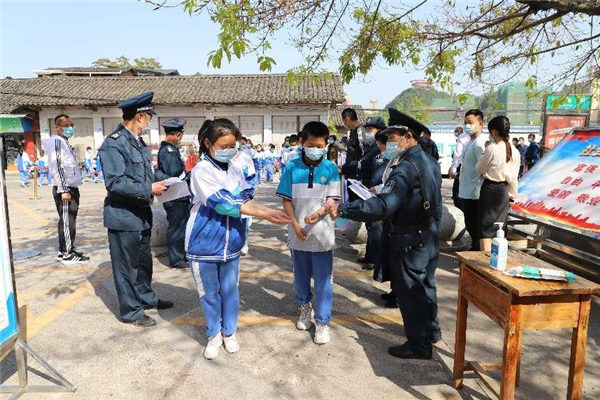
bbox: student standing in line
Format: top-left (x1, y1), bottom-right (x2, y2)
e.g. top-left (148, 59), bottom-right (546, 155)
top-left (276, 121), bottom-right (341, 345)
top-left (186, 118), bottom-right (290, 360)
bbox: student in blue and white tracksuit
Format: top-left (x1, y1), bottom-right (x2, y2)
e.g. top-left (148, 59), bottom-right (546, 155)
top-left (264, 145), bottom-right (277, 182)
top-left (186, 118), bottom-right (290, 360)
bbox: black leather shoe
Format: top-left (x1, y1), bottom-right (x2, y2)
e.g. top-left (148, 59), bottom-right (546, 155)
top-left (381, 290), bottom-right (395, 300)
top-left (361, 263), bottom-right (374, 270)
top-left (129, 315), bottom-right (156, 327)
top-left (432, 331), bottom-right (443, 344)
top-left (144, 299), bottom-right (174, 310)
top-left (388, 343), bottom-right (432, 360)
top-left (357, 256), bottom-right (368, 264)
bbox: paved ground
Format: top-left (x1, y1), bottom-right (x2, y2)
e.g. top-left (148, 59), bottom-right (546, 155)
top-left (1, 174), bottom-right (599, 399)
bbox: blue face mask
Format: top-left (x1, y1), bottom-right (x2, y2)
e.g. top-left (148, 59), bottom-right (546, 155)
top-left (297, 144), bottom-right (303, 151)
top-left (62, 126), bottom-right (75, 138)
top-left (305, 147), bottom-right (326, 161)
top-left (328, 139), bottom-right (334, 145)
top-left (384, 141), bottom-right (405, 160)
top-left (213, 147), bottom-right (237, 163)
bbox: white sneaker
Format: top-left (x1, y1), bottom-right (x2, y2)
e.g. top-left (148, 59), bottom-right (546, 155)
top-left (314, 323), bottom-right (330, 345)
top-left (241, 243), bottom-right (249, 256)
top-left (204, 332), bottom-right (223, 360)
top-left (223, 333), bottom-right (240, 354)
top-left (296, 303), bottom-right (313, 330)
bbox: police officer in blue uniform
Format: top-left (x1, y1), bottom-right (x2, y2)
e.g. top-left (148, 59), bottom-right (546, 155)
top-left (154, 118), bottom-right (190, 269)
top-left (327, 108), bottom-right (442, 359)
top-left (99, 92), bottom-right (173, 327)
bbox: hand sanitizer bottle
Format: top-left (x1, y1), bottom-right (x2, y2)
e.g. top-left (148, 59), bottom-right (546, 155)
top-left (490, 222), bottom-right (508, 271)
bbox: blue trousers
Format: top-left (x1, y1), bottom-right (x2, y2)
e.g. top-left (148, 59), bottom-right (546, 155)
top-left (163, 199), bottom-right (189, 267)
top-left (19, 171), bottom-right (29, 185)
top-left (82, 160), bottom-right (94, 179)
top-left (265, 164), bottom-right (274, 182)
top-left (108, 229), bottom-right (158, 322)
top-left (39, 172), bottom-right (52, 185)
top-left (291, 250), bottom-right (333, 325)
top-left (255, 167), bottom-right (263, 185)
top-left (191, 259), bottom-right (240, 337)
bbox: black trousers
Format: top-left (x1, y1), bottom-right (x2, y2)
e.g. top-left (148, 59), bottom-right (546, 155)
top-left (108, 229), bottom-right (158, 322)
top-left (391, 237), bottom-right (440, 351)
top-left (52, 186), bottom-right (79, 254)
top-left (163, 200), bottom-right (190, 267)
top-left (451, 166), bottom-right (463, 211)
top-left (364, 221), bottom-right (383, 264)
top-left (461, 199), bottom-right (480, 251)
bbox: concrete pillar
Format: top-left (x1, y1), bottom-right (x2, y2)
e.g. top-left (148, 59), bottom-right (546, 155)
top-left (40, 116), bottom-right (51, 140)
top-left (93, 116), bottom-right (103, 150)
top-left (263, 114), bottom-right (272, 143)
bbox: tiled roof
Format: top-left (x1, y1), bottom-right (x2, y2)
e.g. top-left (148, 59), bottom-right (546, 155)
top-left (329, 104), bottom-right (366, 127)
top-left (0, 74), bottom-right (345, 113)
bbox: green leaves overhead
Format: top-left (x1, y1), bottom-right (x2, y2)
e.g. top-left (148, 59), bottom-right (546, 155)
top-left (158, 0), bottom-right (600, 93)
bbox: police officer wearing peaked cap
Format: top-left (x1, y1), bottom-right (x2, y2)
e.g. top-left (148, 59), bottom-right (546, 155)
top-left (99, 92), bottom-right (173, 328)
top-left (154, 117), bottom-right (190, 269)
top-left (326, 108), bottom-right (443, 359)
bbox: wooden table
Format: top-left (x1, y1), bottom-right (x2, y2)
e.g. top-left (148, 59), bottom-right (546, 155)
top-left (453, 250), bottom-right (600, 400)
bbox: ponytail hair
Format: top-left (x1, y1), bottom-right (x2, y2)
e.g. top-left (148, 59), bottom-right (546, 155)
top-left (488, 116), bottom-right (512, 162)
top-left (197, 118), bottom-right (242, 156)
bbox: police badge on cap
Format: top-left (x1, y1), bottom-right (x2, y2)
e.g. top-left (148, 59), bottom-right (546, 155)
top-left (117, 92), bottom-right (157, 116)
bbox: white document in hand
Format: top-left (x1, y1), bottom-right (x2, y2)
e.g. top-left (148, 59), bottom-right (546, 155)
top-left (347, 179), bottom-right (375, 200)
top-left (162, 177), bottom-right (181, 187)
top-left (157, 180), bottom-right (190, 204)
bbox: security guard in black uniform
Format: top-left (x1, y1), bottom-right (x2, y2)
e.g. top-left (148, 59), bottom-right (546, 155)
top-left (154, 118), bottom-right (190, 269)
top-left (99, 92), bottom-right (173, 327)
top-left (327, 108), bottom-right (442, 359)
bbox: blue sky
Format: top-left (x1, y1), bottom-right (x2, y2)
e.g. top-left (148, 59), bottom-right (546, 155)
top-left (0, 0), bottom-right (438, 108)
top-left (0, 0), bottom-right (575, 108)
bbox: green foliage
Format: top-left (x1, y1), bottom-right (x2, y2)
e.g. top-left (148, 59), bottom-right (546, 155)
top-left (92, 56), bottom-right (162, 70)
top-left (327, 116), bottom-right (338, 135)
top-left (163, 0), bottom-right (597, 93)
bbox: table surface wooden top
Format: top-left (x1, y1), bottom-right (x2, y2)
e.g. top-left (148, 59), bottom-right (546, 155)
top-left (456, 250), bottom-right (600, 297)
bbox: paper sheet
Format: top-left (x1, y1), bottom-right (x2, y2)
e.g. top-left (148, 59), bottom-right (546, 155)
top-left (157, 180), bottom-right (190, 204)
top-left (347, 179), bottom-right (375, 200)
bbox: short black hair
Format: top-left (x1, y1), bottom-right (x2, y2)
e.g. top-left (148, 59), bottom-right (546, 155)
top-left (197, 118), bottom-right (242, 155)
top-left (301, 121), bottom-right (329, 139)
top-left (329, 135), bottom-right (337, 141)
top-left (528, 133), bottom-right (536, 140)
top-left (341, 108), bottom-right (358, 121)
top-left (464, 109), bottom-right (484, 123)
top-left (288, 134), bottom-right (299, 145)
top-left (298, 130), bottom-right (308, 142)
top-left (86, 146), bottom-right (92, 150)
top-left (375, 131), bottom-right (388, 144)
top-left (54, 114), bottom-right (70, 124)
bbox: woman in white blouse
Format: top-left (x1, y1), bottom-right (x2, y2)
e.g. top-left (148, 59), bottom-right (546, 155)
top-left (475, 116), bottom-right (520, 252)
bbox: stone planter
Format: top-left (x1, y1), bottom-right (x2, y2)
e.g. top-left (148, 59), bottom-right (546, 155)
top-left (150, 203), bottom-right (168, 247)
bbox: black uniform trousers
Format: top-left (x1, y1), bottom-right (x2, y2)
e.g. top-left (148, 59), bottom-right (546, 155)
top-left (163, 199), bottom-right (190, 267)
top-left (108, 228), bottom-right (158, 322)
top-left (52, 186), bottom-right (79, 254)
top-left (391, 235), bottom-right (441, 352)
top-left (364, 221), bottom-right (383, 264)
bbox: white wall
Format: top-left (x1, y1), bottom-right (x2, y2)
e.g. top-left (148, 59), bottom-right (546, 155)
top-left (39, 104), bottom-right (332, 150)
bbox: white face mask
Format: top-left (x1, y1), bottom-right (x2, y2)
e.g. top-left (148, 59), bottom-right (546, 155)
top-left (488, 134), bottom-right (496, 144)
top-left (463, 124), bottom-right (476, 136)
top-left (528, 138), bottom-right (534, 144)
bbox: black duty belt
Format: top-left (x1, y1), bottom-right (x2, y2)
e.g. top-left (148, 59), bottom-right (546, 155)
top-left (107, 193), bottom-right (151, 209)
top-left (391, 218), bottom-right (434, 235)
